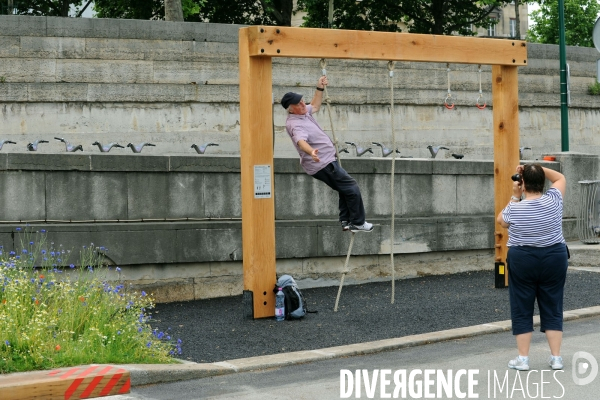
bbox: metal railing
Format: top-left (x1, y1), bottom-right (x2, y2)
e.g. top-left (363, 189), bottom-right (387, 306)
top-left (577, 180), bottom-right (600, 244)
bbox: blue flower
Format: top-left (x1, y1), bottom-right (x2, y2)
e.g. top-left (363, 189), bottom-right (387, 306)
top-left (69, 264), bottom-right (75, 269)
top-left (138, 327), bottom-right (142, 333)
top-left (4, 340), bottom-right (9, 346)
top-left (9, 251), bottom-right (15, 256)
top-left (22, 249), bottom-right (27, 254)
top-left (15, 256), bottom-right (20, 260)
top-left (141, 291), bottom-right (146, 297)
top-left (41, 250), bottom-right (46, 255)
top-left (117, 331), bottom-right (121, 335)
top-left (115, 267), bottom-right (121, 272)
top-left (157, 332), bottom-right (164, 339)
top-left (29, 241), bottom-right (34, 245)
top-left (40, 229), bottom-right (46, 233)
top-left (15, 227), bottom-right (21, 231)
top-left (146, 342), bottom-right (151, 348)
top-left (50, 252), bottom-right (55, 257)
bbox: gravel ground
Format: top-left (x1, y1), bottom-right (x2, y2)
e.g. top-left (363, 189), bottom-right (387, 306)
top-left (149, 270), bottom-right (600, 363)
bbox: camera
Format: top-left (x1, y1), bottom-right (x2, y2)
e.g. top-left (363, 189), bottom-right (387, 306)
top-left (511, 173), bottom-right (522, 183)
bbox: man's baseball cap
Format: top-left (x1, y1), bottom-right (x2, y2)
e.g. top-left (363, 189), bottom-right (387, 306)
top-left (281, 92), bottom-right (303, 109)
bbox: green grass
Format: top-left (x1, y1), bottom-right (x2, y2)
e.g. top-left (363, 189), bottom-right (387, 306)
top-left (0, 227), bottom-right (181, 373)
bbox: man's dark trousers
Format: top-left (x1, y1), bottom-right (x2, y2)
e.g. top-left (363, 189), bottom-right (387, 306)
top-left (312, 160), bottom-right (366, 225)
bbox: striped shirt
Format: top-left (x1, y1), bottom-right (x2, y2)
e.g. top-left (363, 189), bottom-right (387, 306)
top-left (501, 187), bottom-right (565, 247)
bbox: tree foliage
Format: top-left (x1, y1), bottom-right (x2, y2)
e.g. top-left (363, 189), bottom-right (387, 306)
top-left (93, 0), bottom-right (201, 20)
top-left (528, 0), bottom-right (600, 47)
top-left (296, 0), bottom-right (504, 35)
top-left (11, 0), bottom-right (83, 17)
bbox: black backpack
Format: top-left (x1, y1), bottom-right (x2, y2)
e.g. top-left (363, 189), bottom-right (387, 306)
top-left (273, 275), bottom-right (315, 319)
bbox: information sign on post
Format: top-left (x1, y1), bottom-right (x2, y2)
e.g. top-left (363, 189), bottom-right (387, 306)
top-left (254, 165), bottom-right (272, 199)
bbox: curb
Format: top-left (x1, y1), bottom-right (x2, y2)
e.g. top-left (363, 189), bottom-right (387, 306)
top-left (120, 305), bottom-right (600, 387)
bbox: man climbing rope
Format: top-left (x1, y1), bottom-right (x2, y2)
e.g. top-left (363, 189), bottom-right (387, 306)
top-left (281, 76), bottom-right (373, 233)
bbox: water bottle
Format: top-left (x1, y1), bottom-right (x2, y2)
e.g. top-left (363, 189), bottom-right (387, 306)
top-left (275, 287), bottom-right (285, 321)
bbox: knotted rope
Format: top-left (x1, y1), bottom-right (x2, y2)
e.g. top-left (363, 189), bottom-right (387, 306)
top-left (388, 61), bottom-right (396, 304)
top-left (334, 232), bottom-right (355, 312)
top-left (320, 58), bottom-right (342, 166)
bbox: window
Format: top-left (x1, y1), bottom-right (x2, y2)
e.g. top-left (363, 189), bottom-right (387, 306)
top-left (510, 19), bottom-right (517, 38)
top-left (488, 17), bottom-right (496, 37)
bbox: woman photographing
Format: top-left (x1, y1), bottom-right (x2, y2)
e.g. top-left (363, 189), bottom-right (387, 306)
top-left (496, 164), bottom-right (568, 371)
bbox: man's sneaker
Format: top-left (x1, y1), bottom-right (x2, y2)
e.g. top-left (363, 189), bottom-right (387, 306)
top-left (548, 356), bottom-right (563, 370)
top-left (349, 222), bottom-right (373, 233)
top-left (508, 355), bottom-right (530, 371)
top-left (341, 221), bottom-right (350, 231)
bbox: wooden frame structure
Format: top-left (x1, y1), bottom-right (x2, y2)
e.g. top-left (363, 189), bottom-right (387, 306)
top-left (239, 26), bottom-right (528, 318)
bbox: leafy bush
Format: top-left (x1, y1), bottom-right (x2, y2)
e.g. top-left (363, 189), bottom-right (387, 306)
top-left (588, 81), bottom-right (600, 95)
top-left (0, 227), bottom-right (181, 373)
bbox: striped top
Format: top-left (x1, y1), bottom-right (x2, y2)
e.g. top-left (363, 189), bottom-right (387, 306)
top-left (501, 187), bottom-right (565, 247)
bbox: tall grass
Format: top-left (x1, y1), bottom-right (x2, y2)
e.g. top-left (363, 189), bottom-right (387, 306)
top-left (0, 227), bottom-right (181, 373)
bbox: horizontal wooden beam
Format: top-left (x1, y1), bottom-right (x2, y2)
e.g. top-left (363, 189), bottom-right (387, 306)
top-left (245, 26), bottom-right (528, 66)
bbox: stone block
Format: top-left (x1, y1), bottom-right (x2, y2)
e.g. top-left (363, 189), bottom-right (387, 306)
top-left (401, 174), bottom-right (433, 217)
top-left (0, 36), bottom-right (20, 57)
top-left (194, 275), bottom-right (243, 299)
top-left (7, 153), bottom-right (90, 171)
top-left (437, 217), bottom-right (494, 251)
top-left (275, 223), bottom-right (318, 259)
top-left (432, 159), bottom-right (491, 175)
top-left (456, 175), bottom-right (494, 215)
top-left (0, 232), bottom-right (14, 252)
top-left (431, 175), bottom-right (457, 215)
top-left (1, 58), bottom-right (56, 83)
top-left (84, 38), bottom-right (145, 60)
top-left (169, 155), bottom-right (240, 173)
top-left (209, 261), bottom-right (242, 277)
top-left (275, 173), bottom-right (338, 220)
top-left (181, 41), bottom-right (238, 62)
top-left (132, 278), bottom-right (195, 303)
top-left (204, 173), bottom-right (241, 218)
top-left (117, 19), bottom-right (155, 40)
top-left (45, 172), bottom-right (127, 221)
top-left (378, 219), bottom-right (438, 254)
top-left (91, 154), bottom-right (169, 172)
top-left (183, 83), bottom-right (239, 103)
top-left (19, 36), bottom-right (85, 59)
top-left (176, 227), bottom-right (242, 263)
top-left (0, 16), bottom-right (46, 37)
top-left (205, 23), bottom-right (244, 43)
top-left (318, 223), bottom-right (381, 256)
top-left (127, 172), bottom-right (169, 219)
top-left (167, 173), bottom-right (205, 218)
top-left (153, 60), bottom-right (238, 85)
top-left (92, 227), bottom-right (178, 264)
top-left (354, 173), bottom-right (401, 218)
top-left (90, 18), bottom-right (119, 38)
top-left (0, 171), bottom-right (46, 221)
top-left (0, 154), bottom-right (6, 170)
top-left (86, 83), bottom-right (184, 102)
top-left (27, 83), bottom-right (88, 102)
top-left (56, 60), bottom-right (154, 83)
top-left (148, 21), bottom-right (198, 41)
top-left (46, 16), bottom-right (95, 37)
top-left (552, 152), bottom-right (600, 220)
top-left (0, 83), bottom-right (28, 101)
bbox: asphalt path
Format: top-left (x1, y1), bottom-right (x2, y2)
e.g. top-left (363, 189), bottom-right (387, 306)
top-left (147, 269), bottom-right (600, 364)
top-left (113, 315), bottom-right (600, 399)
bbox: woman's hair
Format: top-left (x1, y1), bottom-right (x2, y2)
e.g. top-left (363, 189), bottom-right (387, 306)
top-left (522, 163), bottom-right (545, 193)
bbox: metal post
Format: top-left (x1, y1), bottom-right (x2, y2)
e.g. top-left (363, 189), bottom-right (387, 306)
top-left (558, 0), bottom-right (569, 151)
top-left (328, 0), bottom-right (334, 28)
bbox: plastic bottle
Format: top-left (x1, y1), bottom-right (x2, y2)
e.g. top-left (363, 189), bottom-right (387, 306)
top-left (275, 287), bottom-right (285, 321)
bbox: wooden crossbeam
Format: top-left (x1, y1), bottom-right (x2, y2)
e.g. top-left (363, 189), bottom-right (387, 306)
top-left (0, 364), bottom-right (130, 400)
top-left (245, 26), bottom-right (528, 66)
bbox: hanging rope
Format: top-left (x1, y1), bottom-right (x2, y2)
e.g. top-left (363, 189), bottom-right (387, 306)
top-left (334, 232), bottom-right (355, 312)
top-left (444, 63), bottom-right (455, 110)
top-left (387, 61), bottom-right (396, 304)
top-left (476, 65), bottom-right (487, 110)
top-left (320, 59), bottom-right (342, 166)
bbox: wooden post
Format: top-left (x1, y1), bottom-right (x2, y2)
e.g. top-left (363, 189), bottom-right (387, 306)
top-left (492, 65), bottom-right (520, 287)
top-left (239, 29), bottom-right (277, 318)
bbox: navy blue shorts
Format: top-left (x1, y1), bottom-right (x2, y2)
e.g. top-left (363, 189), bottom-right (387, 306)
top-left (507, 243), bottom-right (568, 335)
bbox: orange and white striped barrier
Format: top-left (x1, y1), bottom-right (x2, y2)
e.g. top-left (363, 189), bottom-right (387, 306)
top-left (0, 364), bottom-right (130, 400)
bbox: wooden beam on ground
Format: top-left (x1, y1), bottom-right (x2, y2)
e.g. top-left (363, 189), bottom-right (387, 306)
top-left (0, 364), bottom-right (130, 400)
top-left (492, 65), bottom-right (520, 287)
top-left (244, 26), bottom-right (528, 66)
top-left (239, 28), bottom-right (277, 318)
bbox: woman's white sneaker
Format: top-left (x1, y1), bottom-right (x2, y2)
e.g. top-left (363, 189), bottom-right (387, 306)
top-left (548, 356), bottom-right (563, 370)
top-left (508, 355), bottom-right (530, 371)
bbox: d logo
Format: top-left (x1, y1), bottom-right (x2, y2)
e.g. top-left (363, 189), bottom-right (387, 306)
top-left (572, 351), bottom-right (598, 386)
